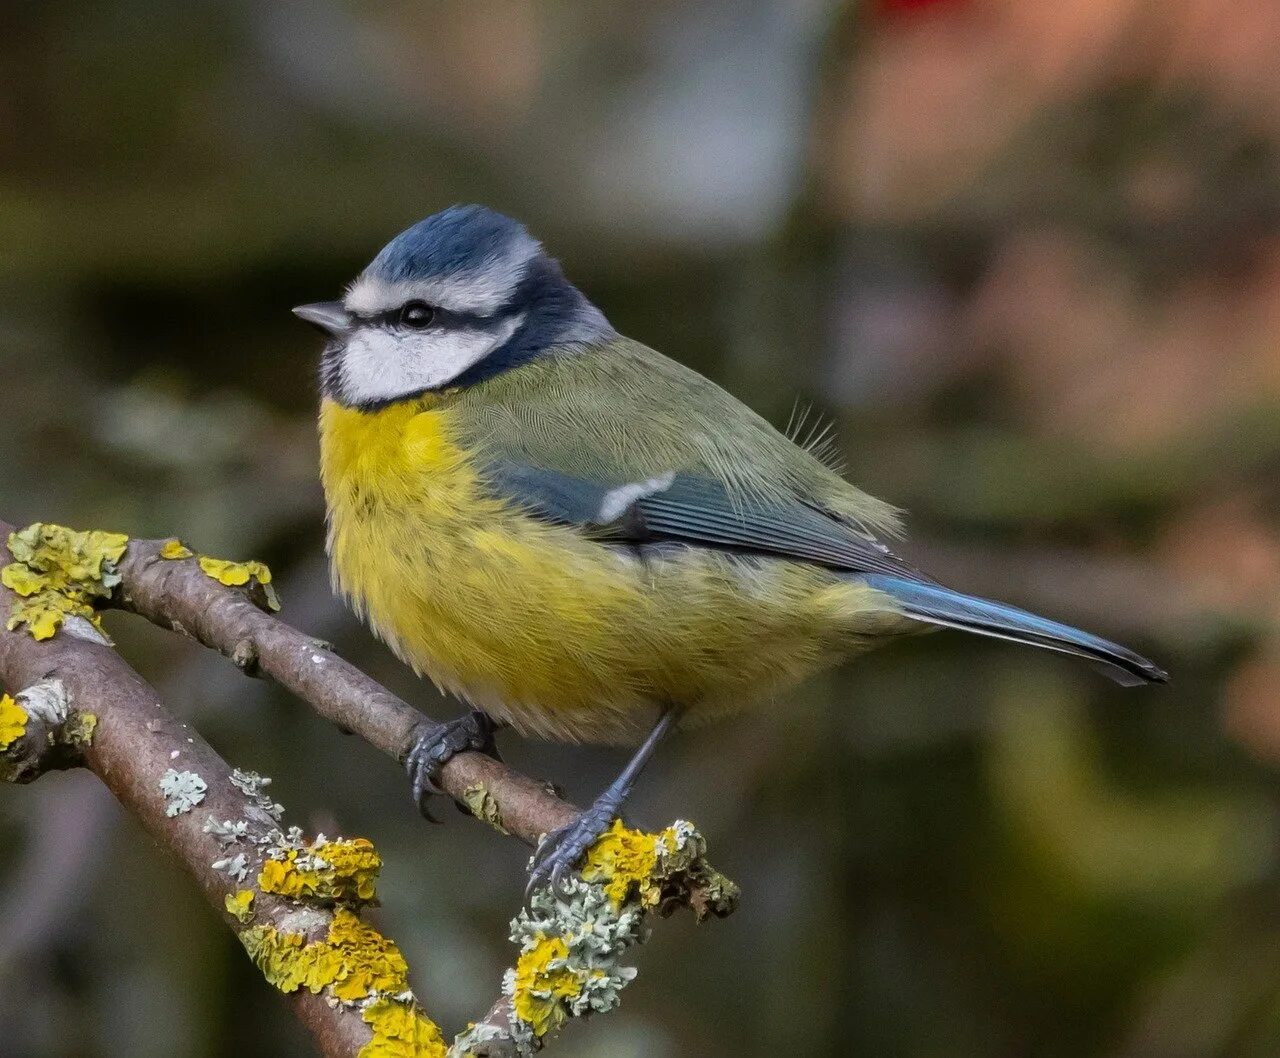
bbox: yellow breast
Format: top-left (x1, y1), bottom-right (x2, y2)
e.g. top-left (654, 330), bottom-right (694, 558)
top-left (318, 398), bottom-right (892, 744)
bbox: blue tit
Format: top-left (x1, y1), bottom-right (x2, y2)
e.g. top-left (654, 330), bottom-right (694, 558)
top-left (294, 204), bottom-right (1167, 889)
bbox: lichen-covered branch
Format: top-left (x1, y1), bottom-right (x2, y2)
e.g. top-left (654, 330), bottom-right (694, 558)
top-left (106, 531), bottom-right (738, 919)
top-left (0, 518), bottom-right (739, 1057)
top-left (0, 527), bottom-right (450, 1058)
top-left (455, 820), bottom-right (733, 1056)
top-left (0, 678), bottom-right (96, 783)
top-left (119, 531), bottom-right (587, 843)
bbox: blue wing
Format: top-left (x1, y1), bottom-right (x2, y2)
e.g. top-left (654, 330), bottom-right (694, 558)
top-left (482, 461), bottom-right (924, 579)
top-left (481, 461), bottom-right (1169, 688)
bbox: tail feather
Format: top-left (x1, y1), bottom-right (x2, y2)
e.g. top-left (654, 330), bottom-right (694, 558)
top-left (863, 574), bottom-right (1169, 687)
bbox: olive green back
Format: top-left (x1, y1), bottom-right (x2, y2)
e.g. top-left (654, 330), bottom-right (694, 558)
top-left (444, 336), bottom-right (903, 538)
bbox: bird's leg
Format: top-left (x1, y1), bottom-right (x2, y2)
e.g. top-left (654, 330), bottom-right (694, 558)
top-left (527, 705), bottom-right (681, 897)
top-left (405, 709), bottom-right (504, 822)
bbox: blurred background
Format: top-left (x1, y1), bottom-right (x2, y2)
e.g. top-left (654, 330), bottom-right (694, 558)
top-left (2, 1), bottom-right (1279, 1055)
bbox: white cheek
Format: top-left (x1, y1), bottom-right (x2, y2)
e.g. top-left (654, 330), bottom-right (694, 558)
top-left (338, 316), bottom-right (522, 404)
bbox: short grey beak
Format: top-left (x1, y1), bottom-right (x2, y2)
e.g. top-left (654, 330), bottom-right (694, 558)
top-left (292, 301), bottom-right (352, 339)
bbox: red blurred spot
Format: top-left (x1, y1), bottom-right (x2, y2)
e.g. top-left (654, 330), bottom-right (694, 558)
top-left (878, 0), bottom-right (964, 16)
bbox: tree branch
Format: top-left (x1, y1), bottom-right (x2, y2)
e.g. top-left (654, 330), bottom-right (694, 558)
top-left (0, 518), bottom-right (738, 1056)
top-left (0, 541), bottom-right (376, 1056)
top-left (118, 533), bottom-right (578, 841)
top-left (110, 532), bottom-right (736, 917)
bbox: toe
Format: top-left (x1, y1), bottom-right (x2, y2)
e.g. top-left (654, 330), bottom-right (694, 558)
top-left (403, 713), bottom-right (498, 815)
top-left (524, 808), bottom-right (620, 898)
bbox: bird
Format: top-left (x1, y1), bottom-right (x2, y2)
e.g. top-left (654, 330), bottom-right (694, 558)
top-left (294, 204), bottom-right (1167, 892)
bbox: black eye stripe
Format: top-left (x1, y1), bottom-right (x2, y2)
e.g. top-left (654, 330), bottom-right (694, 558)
top-left (349, 306), bottom-right (438, 329)
top-left (350, 305), bottom-right (501, 330)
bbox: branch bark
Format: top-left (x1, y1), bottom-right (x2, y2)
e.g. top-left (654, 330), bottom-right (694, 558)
top-left (109, 533), bottom-right (734, 917)
top-left (116, 533), bottom-right (580, 846)
top-left (113, 533), bottom-right (735, 919)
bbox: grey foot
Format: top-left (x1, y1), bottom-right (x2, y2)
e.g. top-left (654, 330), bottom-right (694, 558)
top-left (405, 710), bottom-right (501, 822)
top-left (526, 791), bottom-right (623, 897)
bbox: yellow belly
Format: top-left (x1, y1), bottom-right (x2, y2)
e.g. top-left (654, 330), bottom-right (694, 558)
top-left (319, 399), bottom-right (899, 744)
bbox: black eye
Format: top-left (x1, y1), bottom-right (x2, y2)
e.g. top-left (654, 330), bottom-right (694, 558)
top-left (399, 301), bottom-right (435, 328)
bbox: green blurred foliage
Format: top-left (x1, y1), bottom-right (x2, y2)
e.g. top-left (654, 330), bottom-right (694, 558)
top-left (3, 2), bottom-right (1280, 1056)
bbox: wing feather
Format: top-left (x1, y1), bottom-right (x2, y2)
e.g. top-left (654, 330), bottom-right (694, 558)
top-left (449, 336), bottom-right (905, 539)
top-left (484, 461), bottom-right (923, 578)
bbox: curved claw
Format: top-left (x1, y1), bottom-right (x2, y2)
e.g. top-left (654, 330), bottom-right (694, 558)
top-left (523, 708), bottom-right (680, 899)
top-left (525, 799), bottom-right (621, 900)
top-left (404, 710), bottom-right (501, 819)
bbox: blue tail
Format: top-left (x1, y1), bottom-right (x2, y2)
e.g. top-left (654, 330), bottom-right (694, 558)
top-left (863, 575), bottom-right (1168, 687)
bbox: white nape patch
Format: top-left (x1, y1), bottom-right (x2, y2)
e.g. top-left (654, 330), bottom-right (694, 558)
top-left (339, 314), bottom-right (523, 405)
top-left (598, 472), bottom-right (676, 523)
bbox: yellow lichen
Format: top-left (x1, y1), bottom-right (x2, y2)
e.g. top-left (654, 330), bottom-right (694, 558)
top-left (240, 833), bottom-right (446, 1052)
top-left (241, 908), bottom-right (410, 1001)
top-left (8, 594), bottom-right (79, 641)
top-left (326, 908), bottom-right (409, 1000)
top-left (499, 820), bottom-right (730, 1047)
top-left (258, 837), bottom-right (380, 903)
top-left (59, 711), bottom-right (97, 748)
top-left (359, 998), bottom-right (448, 1058)
top-left (510, 934), bottom-right (586, 1038)
top-left (580, 820), bottom-right (662, 909)
top-left (240, 924), bottom-right (318, 993)
top-left (2, 524), bottom-right (129, 641)
top-left (461, 783), bottom-right (508, 835)
top-left (0, 694), bottom-right (28, 751)
top-left (578, 819), bottom-right (724, 913)
top-left (198, 556), bottom-right (281, 611)
top-left (225, 889), bottom-right (256, 924)
top-left (1, 563), bottom-right (44, 596)
top-left (159, 540), bottom-right (194, 560)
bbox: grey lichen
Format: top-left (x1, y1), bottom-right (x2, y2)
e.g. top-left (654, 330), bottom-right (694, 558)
top-left (230, 767), bottom-right (284, 819)
top-left (449, 1020), bottom-right (511, 1057)
top-left (15, 679), bottom-right (70, 727)
top-left (61, 614), bottom-right (112, 645)
top-left (205, 768), bottom-right (307, 883)
top-left (203, 816), bottom-right (250, 845)
top-left (498, 875), bottom-right (646, 1052)
top-left (229, 767), bottom-right (269, 796)
top-left (159, 768), bottom-right (208, 816)
top-left (510, 877), bottom-right (644, 1008)
top-left (212, 852), bottom-right (250, 882)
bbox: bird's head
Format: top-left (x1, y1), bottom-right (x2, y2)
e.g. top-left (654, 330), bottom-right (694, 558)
top-left (295, 205), bottom-right (612, 409)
